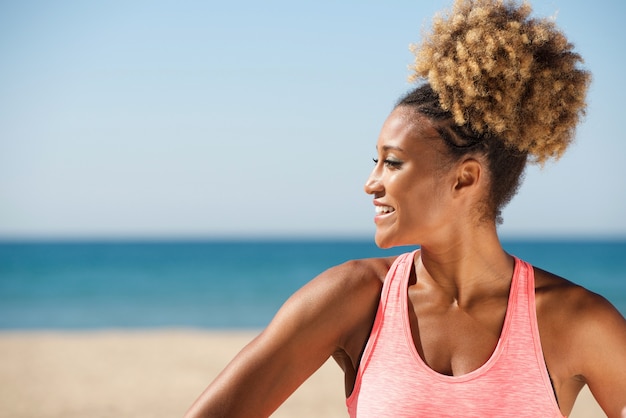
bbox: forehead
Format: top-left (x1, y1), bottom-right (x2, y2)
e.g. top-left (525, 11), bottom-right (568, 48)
top-left (377, 107), bottom-right (441, 151)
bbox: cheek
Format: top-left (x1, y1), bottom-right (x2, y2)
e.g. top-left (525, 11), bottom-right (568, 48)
top-left (405, 179), bottom-right (447, 217)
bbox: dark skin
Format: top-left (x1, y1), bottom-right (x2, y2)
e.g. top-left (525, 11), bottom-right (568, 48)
top-left (185, 108), bottom-right (626, 418)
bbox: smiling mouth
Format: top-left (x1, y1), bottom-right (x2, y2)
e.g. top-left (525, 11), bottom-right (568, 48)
top-left (375, 205), bottom-right (395, 215)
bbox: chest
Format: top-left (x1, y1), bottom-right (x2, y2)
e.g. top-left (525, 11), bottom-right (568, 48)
top-left (406, 284), bottom-right (509, 376)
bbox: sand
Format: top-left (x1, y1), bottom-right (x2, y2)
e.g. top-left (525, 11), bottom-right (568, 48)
top-left (0, 330), bottom-right (605, 418)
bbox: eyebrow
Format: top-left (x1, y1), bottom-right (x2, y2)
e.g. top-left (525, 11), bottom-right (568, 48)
top-left (376, 145), bottom-right (405, 152)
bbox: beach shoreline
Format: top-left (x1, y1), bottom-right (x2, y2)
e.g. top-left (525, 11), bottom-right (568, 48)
top-left (0, 329), bottom-right (605, 417)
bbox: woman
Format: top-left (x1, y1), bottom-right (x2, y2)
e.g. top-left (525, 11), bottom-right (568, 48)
top-left (185, 0), bottom-right (626, 416)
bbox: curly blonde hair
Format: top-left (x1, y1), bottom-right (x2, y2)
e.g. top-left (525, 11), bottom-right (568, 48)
top-left (409, 0), bottom-right (591, 163)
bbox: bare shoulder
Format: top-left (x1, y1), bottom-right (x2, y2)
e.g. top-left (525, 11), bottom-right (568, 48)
top-left (271, 255), bottom-right (398, 334)
top-left (320, 255), bottom-right (397, 290)
top-left (534, 267), bottom-right (626, 345)
top-left (534, 267), bottom-right (625, 335)
top-left (289, 255), bottom-right (397, 327)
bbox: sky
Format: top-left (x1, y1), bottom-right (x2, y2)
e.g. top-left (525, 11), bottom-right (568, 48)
top-left (1, 0), bottom-right (625, 240)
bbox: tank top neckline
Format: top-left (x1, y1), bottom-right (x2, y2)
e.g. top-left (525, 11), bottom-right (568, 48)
top-left (399, 250), bottom-right (522, 383)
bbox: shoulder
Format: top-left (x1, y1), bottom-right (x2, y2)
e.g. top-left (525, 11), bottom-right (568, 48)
top-left (320, 255), bottom-right (397, 290)
top-left (533, 267), bottom-right (624, 332)
top-left (534, 266), bottom-right (625, 343)
top-left (274, 255), bottom-right (398, 325)
top-left (288, 255), bottom-right (397, 321)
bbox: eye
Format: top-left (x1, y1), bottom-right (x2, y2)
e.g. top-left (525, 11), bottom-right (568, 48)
top-left (383, 158), bottom-right (403, 169)
top-left (372, 158), bottom-right (402, 168)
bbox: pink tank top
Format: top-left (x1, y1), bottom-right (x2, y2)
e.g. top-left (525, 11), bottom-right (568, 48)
top-left (346, 251), bottom-right (563, 417)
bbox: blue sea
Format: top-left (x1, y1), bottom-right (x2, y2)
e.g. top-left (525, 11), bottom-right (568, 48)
top-left (0, 239), bottom-right (624, 330)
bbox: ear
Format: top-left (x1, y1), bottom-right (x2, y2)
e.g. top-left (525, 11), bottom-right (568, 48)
top-left (453, 158), bottom-right (482, 193)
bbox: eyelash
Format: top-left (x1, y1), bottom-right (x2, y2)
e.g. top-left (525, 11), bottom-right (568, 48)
top-left (373, 158), bottom-right (402, 168)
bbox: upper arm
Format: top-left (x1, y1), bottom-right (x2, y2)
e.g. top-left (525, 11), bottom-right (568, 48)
top-left (185, 258), bottom-right (384, 418)
top-left (536, 269), bottom-right (626, 417)
top-left (574, 294), bottom-right (626, 418)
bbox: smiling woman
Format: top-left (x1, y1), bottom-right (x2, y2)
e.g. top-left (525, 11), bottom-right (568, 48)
top-left (187, 0), bottom-right (626, 418)
top-left (183, 1), bottom-right (626, 417)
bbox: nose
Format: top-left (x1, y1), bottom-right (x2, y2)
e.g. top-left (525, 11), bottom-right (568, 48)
top-left (364, 166), bottom-right (383, 195)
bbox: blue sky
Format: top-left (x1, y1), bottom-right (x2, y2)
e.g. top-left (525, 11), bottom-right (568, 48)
top-left (1, 0), bottom-right (625, 240)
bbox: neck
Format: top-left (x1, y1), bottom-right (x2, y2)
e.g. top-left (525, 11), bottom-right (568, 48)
top-left (416, 223), bottom-right (514, 308)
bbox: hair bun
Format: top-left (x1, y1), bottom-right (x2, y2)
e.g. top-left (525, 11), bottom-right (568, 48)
top-left (410, 0), bottom-right (591, 163)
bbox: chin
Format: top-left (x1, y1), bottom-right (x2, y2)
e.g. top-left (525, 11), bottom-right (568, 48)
top-left (374, 233), bottom-right (401, 250)
top-left (374, 230), bottom-right (419, 250)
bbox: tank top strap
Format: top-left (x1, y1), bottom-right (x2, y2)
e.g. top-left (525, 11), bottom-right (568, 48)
top-left (349, 250), bottom-right (418, 396)
top-left (502, 257), bottom-right (537, 348)
top-left (507, 257), bottom-right (559, 407)
top-left (379, 250), bottom-right (418, 313)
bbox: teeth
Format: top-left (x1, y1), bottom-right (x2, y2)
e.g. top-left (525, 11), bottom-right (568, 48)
top-left (375, 206), bottom-right (395, 215)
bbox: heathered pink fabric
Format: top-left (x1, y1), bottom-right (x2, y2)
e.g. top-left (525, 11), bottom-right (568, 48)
top-left (346, 251), bottom-right (563, 417)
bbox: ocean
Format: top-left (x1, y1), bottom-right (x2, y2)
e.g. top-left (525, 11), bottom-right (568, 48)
top-left (0, 239), bottom-right (624, 330)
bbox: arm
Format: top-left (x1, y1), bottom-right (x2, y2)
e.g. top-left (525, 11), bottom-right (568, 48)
top-left (536, 269), bottom-right (626, 416)
top-left (576, 296), bottom-right (626, 418)
top-left (184, 259), bottom-right (384, 418)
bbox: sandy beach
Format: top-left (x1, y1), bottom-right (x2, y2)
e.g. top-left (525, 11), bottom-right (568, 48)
top-left (0, 330), bottom-right (605, 417)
